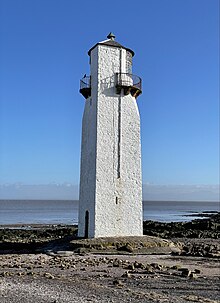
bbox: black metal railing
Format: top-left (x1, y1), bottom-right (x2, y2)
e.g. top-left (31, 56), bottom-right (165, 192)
top-left (79, 73), bottom-right (142, 99)
top-left (80, 75), bottom-right (91, 90)
top-left (80, 75), bottom-right (91, 98)
top-left (116, 73), bottom-right (142, 90)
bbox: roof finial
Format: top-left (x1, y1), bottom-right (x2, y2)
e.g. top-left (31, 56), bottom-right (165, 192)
top-left (107, 32), bottom-right (115, 41)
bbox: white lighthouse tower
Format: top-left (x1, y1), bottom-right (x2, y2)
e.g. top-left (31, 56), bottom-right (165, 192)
top-left (78, 33), bottom-right (143, 238)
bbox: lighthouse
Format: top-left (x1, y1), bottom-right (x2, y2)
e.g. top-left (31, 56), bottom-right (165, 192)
top-left (78, 33), bottom-right (143, 238)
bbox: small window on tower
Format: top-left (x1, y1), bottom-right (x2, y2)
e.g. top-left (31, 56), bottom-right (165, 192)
top-left (126, 51), bottom-right (132, 74)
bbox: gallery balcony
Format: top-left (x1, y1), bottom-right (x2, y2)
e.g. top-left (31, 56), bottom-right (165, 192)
top-left (116, 73), bottom-right (142, 98)
top-left (80, 75), bottom-right (91, 99)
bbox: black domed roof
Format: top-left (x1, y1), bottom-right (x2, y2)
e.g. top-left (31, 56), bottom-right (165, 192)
top-left (88, 33), bottom-right (134, 57)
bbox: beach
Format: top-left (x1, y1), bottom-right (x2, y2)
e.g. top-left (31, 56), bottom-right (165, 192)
top-left (0, 213), bottom-right (219, 303)
top-left (1, 252), bottom-right (219, 303)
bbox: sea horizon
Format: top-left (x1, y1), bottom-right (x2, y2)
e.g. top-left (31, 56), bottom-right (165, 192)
top-left (0, 199), bottom-right (219, 226)
top-left (0, 199), bottom-right (219, 202)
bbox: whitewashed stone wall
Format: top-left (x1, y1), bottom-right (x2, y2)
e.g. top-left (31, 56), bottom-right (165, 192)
top-left (78, 42), bottom-right (143, 238)
top-left (78, 48), bottom-right (98, 238)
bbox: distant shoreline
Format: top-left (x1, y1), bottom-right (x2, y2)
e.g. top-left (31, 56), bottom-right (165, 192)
top-left (0, 199), bottom-right (219, 202)
top-left (0, 211), bottom-right (219, 230)
top-left (0, 200), bottom-right (219, 226)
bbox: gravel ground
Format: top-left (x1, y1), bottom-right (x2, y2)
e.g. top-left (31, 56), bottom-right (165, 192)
top-left (1, 216), bottom-right (219, 303)
top-left (0, 253), bottom-right (219, 303)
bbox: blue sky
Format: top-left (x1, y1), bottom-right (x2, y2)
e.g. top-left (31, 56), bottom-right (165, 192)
top-left (0, 0), bottom-right (219, 200)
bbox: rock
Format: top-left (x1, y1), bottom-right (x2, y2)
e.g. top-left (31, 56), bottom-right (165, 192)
top-left (179, 268), bottom-right (191, 277)
top-left (194, 269), bottom-right (201, 274)
top-left (0, 271), bottom-right (10, 277)
top-left (59, 264), bottom-right (66, 269)
top-left (113, 279), bottom-right (124, 287)
top-left (150, 263), bottom-right (162, 270)
top-left (45, 250), bottom-right (56, 257)
top-left (44, 272), bottom-right (55, 279)
top-left (189, 272), bottom-right (197, 279)
top-left (126, 264), bottom-right (135, 270)
top-left (113, 260), bottom-right (120, 267)
top-left (170, 247), bottom-right (181, 255)
top-left (134, 261), bottom-right (140, 268)
top-left (132, 261), bottom-right (146, 269)
top-left (55, 250), bottom-right (74, 256)
top-left (74, 247), bottom-right (87, 254)
top-left (171, 265), bottom-right (181, 270)
top-left (143, 212), bottom-right (220, 239)
top-left (145, 264), bottom-right (154, 273)
top-left (121, 271), bottom-right (131, 278)
top-left (121, 243), bottom-right (134, 253)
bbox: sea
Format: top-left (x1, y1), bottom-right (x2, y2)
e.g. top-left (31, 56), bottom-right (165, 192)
top-left (0, 200), bottom-right (219, 226)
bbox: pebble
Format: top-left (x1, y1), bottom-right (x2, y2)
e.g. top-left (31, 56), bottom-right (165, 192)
top-left (182, 271), bottom-right (191, 277)
top-left (121, 271), bottom-right (131, 278)
top-left (27, 271), bottom-right (35, 276)
top-left (145, 264), bottom-right (154, 273)
top-left (150, 263), bottom-right (163, 270)
top-left (55, 251), bottom-right (74, 256)
top-left (44, 272), bottom-right (55, 279)
top-left (127, 264), bottom-right (135, 270)
top-left (113, 279), bottom-right (124, 287)
top-left (189, 272), bottom-right (198, 279)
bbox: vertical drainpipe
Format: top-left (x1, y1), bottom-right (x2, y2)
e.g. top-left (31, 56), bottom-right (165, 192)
top-left (118, 48), bottom-right (126, 179)
top-left (117, 49), bottom-right (122, 178)
top-left (115, 48), bottom-right (126, 208)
